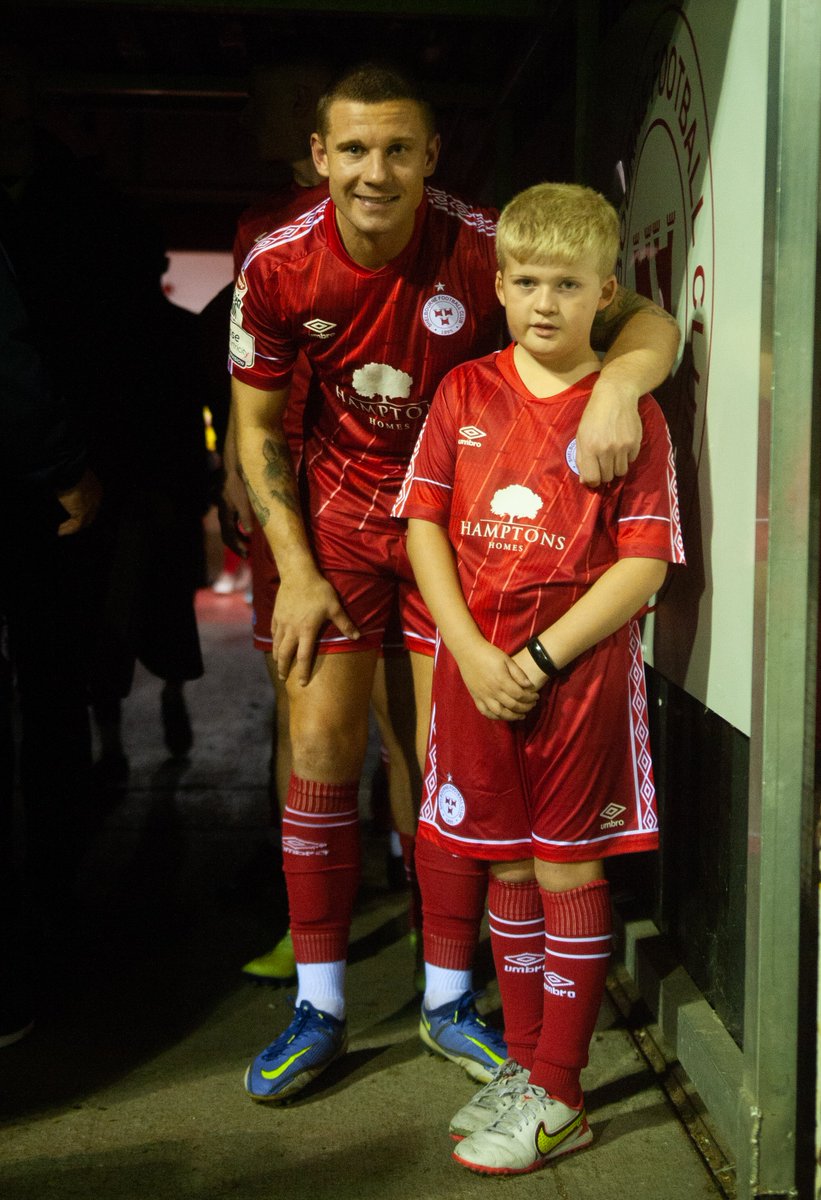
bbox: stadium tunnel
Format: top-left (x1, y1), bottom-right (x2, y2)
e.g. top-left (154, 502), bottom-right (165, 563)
top-left (2, 2), bottom-right (820, 1197)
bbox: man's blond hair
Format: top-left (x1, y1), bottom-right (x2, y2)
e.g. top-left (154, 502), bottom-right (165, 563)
top-left (496, 182), bottom-right (619, 278)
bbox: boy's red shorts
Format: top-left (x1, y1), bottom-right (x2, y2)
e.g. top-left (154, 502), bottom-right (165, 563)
top-left (418, 620), bottom-right (659, 863)
top-left (250, 519), bottom-right (434, 657)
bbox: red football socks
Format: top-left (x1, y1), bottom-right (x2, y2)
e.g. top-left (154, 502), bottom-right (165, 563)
top-left (487, 876), bottom-right (544, 1070)
top-left (529, 879), bottom-right (612, 1108)
top-left (415, 835), bottom-right (488, 969)
top-left (282, 775), bottom-right (361, 963)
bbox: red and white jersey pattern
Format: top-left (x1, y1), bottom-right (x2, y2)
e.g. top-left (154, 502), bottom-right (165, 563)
top-left (229, 187), bottom-right (501, 529)
top-left (393, 343), bottom-right (684, 652)
top-left (232, 181), bottom-right (329, 277)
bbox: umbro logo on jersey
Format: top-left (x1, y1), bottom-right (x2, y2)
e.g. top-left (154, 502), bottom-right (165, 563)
top-left (600, 802), bottom-right (626, 829)
top-left (303, 318), bottom-right (336, 338)
top-left (504, 952), bottom-right (545, 974)
top-left (544, 970), bottom-right (576, 998)
top-left (457, 425), bottom-right (486, 447)
top-left (282, 836), bottom-right (330, 857)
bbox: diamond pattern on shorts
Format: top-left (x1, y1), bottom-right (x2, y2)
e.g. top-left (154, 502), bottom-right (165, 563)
top-left (628, 621), bottom-right (657, 833)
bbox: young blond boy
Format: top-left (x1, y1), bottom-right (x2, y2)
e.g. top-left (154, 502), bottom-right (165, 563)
top-left (394, 182), bottom-right (684, 1175)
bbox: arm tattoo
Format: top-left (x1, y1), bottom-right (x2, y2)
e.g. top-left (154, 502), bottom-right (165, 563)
top-left (261, 437), bottom-right (300, 516)
top-left (239, 465), bottom-right (270, 527)
top-left (591, 284), bottom-right (679, 351)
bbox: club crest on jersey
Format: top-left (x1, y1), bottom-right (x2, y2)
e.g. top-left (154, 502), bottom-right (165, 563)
top-left (565, 438), bottom-right (579, 475)
top-left (437, 779), bottom-right (465, 827)
top-left (422, 293), bottom-right (466, 336)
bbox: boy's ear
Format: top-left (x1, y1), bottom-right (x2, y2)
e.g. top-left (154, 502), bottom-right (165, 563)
top-left (494, 269), bottom-right (506, 307)
top-left (597, 274), bottom-right (618, 310)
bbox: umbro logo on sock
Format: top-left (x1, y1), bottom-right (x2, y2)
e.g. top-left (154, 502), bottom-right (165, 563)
top-left (544, 970), bottom-right (576, 998)
top-left (282, 836), bottom-right (329, 857)
top-left (504, 952), bottom-right (544, 974)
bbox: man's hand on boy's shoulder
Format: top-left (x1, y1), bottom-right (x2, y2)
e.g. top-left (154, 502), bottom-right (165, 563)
top-left (575, 374), bottom-right (643, 486)
top-left (455, 638), bottom-right (539, 722)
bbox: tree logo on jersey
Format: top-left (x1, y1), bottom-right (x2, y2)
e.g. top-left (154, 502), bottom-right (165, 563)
top-left (303, 317), bottom-right (336, 338)
top-left (421, 292), bottom-right (466, 336)
top-left (437, 778), bottom-right (466, 827)
top-left (490, 485), bottom-right (543, 524)
top-left (340, 362), bottom-right (423, 432)
top-left (460, 482), bottom-right (565, 554)
top-left (565, 439), bottom-right (579, 476)
top-left (544, 970), bottom-right (576, 998)
top-left (504, 952), bottom-right (545, 974)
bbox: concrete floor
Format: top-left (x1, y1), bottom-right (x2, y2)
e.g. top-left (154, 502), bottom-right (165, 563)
top-left (0, 589), bottom-right (724, 1200)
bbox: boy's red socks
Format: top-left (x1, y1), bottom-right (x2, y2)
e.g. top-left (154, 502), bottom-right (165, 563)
top-left (415, 835), bottom-right (488, 969)
top-left (281, 775), bottom-right (361, 963)
top-left (529, 878), bottom-right (612, 1108)
top-left (487, 875), bottom-right (544, 1069)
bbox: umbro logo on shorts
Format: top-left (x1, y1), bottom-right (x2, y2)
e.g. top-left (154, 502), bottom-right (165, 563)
top-left (600, 802), bottom-right (626, 829)
top-left (303, 318), bottom-right (336, 338)
top-left (282, 836), bottom-right (330, 857)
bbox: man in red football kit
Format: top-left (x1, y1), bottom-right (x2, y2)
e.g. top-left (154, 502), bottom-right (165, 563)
top-left (230, 63), bottom-right (681, 1103)
top-left (399, 182), bottom-right (684, 1174)
top-left (222, 61), bottom-right (423, 988)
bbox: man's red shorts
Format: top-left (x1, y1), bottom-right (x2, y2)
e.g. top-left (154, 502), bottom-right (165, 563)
top-left (250, 519), bottom-right (434, 657)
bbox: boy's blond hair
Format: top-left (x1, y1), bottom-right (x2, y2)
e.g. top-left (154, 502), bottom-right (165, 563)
top-left (496, 182), bottom-right (619, 279)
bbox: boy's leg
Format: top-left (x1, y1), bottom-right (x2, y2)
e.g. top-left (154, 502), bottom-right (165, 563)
top-left (447, 860), bottom-right (543, 1140)
top-left (453, 859), bottom-right (606, 1173)
top-left (486, 862), bottom-right (543, 1070)
top-left (529, 859), bottom-right (610, 1109)
top-left (415, 836), bottom-right (507, 1082)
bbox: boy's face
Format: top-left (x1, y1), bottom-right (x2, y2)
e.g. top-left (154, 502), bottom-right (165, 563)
top-left (311, 99), bottom-right (440, 258)
top-left (495, 253), bottom-right (616, 370)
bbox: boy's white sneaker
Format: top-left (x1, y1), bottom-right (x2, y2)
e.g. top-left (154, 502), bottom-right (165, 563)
top-left (449, 1058), bottom-right (531, 1139)
top-left (452, 1085), bottom-right (592, 1175)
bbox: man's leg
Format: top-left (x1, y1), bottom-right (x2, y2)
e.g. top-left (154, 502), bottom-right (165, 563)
top-left (244, 649), bottom-right (377, 1102)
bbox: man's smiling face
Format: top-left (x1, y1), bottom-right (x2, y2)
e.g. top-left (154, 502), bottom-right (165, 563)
top-left (311, 98), bottom-right (439, 266)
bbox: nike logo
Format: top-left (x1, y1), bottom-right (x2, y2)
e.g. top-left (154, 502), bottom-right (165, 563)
top-left (260, 1045), bottom-right (312, 1080)
top-left (536, 1110), bottom-right (585, 1156)
top-left (463, 1034), bottom-right (504, 1067)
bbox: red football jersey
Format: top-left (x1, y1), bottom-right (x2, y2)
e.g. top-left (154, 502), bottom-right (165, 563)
top-left (393, 343), bottom-right (685, 652)
top-left (229, 187), bottom-right (501, 529)
top-left (233, 181), bottom-right (329, 277)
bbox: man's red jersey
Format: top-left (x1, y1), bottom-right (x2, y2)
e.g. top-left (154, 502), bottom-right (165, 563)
top-left (393, 343), bottom-right (685, 650)
top-left (233, 181), bottom-right (330, 277)
top-left (229, 186), bottom-right (500, 533)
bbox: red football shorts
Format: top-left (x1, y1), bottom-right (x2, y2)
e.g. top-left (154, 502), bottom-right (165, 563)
top-left (418, 620), bottom-right (659, 863)
top-left (250, 517), bottom-right (434, 658)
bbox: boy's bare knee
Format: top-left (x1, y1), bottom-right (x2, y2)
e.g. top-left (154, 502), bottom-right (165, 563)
top-left (490, 859), bottom-right (536, 884)
top-left (534, 858), bottom-right (605, 893)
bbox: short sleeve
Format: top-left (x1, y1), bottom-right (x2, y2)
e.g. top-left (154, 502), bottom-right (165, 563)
top-left (227, 257), bottom-right (297, 390)
top-left (615, 397), bottom-right (685, 564)
top-left (392, 376), bottom-right (459, 526)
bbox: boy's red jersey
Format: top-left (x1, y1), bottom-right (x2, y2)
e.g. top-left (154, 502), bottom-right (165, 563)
top-left (229, 187), bottom-right (501, 530)
top-left (393, 343), bottom-right (685, 651)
